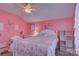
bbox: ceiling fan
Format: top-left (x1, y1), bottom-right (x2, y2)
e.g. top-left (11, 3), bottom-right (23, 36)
top-left (15, 3), bottom-right (36, 14)
top-left (22, 3), bottom-right (35, 14)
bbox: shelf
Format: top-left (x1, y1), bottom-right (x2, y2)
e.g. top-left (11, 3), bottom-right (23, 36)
top-left (66, 48), bottom-right (74, 53)
top-left (60, 46), bottom-right (66, 51)
top-left (59, 31), bottom-right (74, 52)
top-left (64, 35), bottom-right (74, 37)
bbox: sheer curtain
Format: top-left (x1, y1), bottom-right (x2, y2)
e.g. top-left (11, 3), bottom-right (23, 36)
top-left (75, 3), bottom-right (79, 55)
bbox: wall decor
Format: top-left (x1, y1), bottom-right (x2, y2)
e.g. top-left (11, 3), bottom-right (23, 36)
top-left (31, 23), bottom-right (35, 32)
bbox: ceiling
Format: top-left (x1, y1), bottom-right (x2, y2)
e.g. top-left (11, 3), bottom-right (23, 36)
top-left (0, 3), bottom-right (76, 22)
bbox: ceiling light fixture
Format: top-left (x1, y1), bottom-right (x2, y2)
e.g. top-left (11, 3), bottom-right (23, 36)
top-left (23, 3), bottom-right (35, 13)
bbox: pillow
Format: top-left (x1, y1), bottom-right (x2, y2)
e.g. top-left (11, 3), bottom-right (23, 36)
top-left (38, 32), bottom-right (46, 36)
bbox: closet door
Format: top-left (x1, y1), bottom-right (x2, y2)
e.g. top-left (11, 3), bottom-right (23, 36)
top-left (74, 4), bottom-right (79, 55)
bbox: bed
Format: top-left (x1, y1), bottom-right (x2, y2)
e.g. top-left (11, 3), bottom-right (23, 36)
top-left (9, 29), bottom-right (58, 56)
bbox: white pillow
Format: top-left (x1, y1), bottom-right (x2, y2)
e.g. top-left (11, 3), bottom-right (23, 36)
top-left (38, 29), bottom-right (55, 37)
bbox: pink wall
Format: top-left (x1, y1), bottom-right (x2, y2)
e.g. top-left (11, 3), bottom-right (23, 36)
top-left (0, 9), bottom-right (29, 43)
top-left (31, 17), bottom-right (74, 32)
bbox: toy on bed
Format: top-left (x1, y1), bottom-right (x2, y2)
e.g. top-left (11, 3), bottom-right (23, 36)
top-left (9, 29), bottom-right (58, 56)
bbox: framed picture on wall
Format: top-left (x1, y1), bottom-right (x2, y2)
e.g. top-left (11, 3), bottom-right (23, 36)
top-left (31, 23), bottom-right (35, 32)
top-left (43, 23), bottom-right (50, 30)
top-left (43, 25), bottom-right (48, 30)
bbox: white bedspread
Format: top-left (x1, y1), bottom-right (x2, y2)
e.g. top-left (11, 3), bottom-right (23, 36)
top-left (10, 30), bottom-right (58, 56)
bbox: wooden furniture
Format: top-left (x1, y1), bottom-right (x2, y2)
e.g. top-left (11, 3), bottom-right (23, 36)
top-left (59, 31), bottom-right (75, 55)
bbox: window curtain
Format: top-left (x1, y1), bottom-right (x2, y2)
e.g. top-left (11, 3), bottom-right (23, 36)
top-left (74, 3), bottom-right (79, 55)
